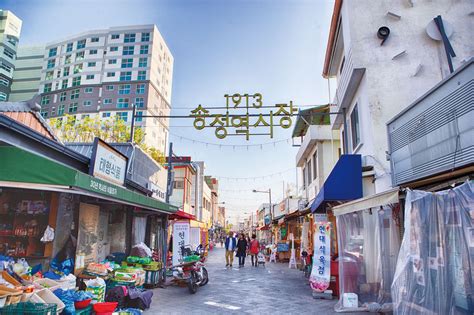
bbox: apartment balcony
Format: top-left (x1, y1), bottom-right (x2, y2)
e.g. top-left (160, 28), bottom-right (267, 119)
top-left (296, 124), bottom-right (334, 167)
top-left (332, 48), bottom-right (366, 129)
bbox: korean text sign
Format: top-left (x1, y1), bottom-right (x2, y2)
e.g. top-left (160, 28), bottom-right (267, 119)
top-left (172, 221), bottom-right (190, 267)
top-left (90, 138), bottom-right (127, 186)
top-left (309, 221), bottom-right (331, 292)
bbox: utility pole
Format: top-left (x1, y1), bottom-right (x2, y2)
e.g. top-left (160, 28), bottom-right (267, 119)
top-left (165, 142), bottom-right (173, 204)
top-left (128, 103), bottom-right (136, 143)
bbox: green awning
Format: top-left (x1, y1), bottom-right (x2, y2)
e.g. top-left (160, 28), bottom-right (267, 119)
top-left (0, 146), bottom-right (178, 214)
top-left (291, 105), bottom-right (331, 138)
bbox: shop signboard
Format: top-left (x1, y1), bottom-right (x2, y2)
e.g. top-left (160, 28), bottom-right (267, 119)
top-left (172, 221), bottom-right (190, 267)
top-left (264, 214), bottom-right (271, 226)
top-left (149, 182), bottom-right (166, 202)
top-left (309, 221), bottom-right (331, 292)
top-left (277, 242), bottom-right (289, 252)
top-left (90, 138), bottom-right (127, 186)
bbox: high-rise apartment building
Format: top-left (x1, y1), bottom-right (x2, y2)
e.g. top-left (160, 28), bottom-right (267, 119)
top-left (35, 25), bottom-right (173, 153)
top-left (0, 10), bottom-right (22, 101)
top-left (10, 46), bottom-right (44, 101)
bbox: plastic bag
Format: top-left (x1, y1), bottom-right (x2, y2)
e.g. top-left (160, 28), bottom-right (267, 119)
top-left (130, 243), bottom-right (152, 258)
top-left (50, 257), bottom-right (74, 276)
top-left (85, 277), bottom-right (106, 303)
top-left (40, 225), bottom-right (55, 242)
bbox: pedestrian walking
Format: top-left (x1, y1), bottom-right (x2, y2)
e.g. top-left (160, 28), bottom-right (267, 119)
top-left (224, 231), bottom-right (237, 268)
top-left (236, 233), bottom-right (248, 267)
top-left (249, 234), bottom-right (260, 267)
top-left (220, 236), bottom-right (224, 248)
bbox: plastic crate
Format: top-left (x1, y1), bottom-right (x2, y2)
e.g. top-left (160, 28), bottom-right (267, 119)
top-left (0, 302), bottom-right (57, 315)
top-left (75, 304), bottom-right (92, 315)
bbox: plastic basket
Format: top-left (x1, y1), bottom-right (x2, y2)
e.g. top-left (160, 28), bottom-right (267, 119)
top-left (0, 302), bottom-right (57, 315)
top-left (0, 285), bottom-right (22, 305)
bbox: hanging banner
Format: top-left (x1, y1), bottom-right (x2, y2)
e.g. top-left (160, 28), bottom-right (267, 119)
top-left (309, 222), bottom-right (331, 292)
top-left (172, 221), bottom-right (190, 267)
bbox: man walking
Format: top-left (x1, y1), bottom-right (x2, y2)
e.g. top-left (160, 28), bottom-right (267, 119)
top-left (224, 231), bottom-right (237, 268)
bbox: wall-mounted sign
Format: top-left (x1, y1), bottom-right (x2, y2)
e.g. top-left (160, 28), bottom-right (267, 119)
top-left (190, 93), bottom-right (297, 140)
top-left (90, 138), bottom-right (127, 186)
top-left (149, 182), bottom-right (166, 202)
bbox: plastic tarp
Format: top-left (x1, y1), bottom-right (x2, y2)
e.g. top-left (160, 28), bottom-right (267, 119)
top-left (335, 200), bottom-right (401, 312)
top-left (391, 181), bottom-right (474, 315)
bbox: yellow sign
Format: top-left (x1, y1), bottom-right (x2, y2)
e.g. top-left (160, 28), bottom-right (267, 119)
top-left (190, 93), bottom-right (297, 140)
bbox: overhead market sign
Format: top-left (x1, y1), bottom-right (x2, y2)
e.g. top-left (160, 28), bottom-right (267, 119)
top-left (190, 93), bottom-right (297, 140)
top-left (89, 137), bottom-right (127, 186)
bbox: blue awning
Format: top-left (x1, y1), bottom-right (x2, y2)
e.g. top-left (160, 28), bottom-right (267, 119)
top-left (310, 154), bottom-right (363, 213)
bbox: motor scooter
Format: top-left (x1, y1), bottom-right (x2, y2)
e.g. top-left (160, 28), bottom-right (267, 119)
top-left (169, 244), bottom-right (209, 294)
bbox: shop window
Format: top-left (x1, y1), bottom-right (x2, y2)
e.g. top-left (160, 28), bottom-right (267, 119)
top-left (350, 104), bottom-right (361, 150)
top-left (312, 151), bottom-right (318, 180)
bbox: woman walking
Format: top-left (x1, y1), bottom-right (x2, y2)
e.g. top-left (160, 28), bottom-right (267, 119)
top-left (249, 234), bottom-right (260, 267)
top-left (236, 233), bottom-right (248, 267)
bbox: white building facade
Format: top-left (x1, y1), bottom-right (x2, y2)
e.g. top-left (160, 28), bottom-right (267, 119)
top-left (0, 10), bottom-right (22, 101)
top-left (35, 25), bottom-right (173, 153)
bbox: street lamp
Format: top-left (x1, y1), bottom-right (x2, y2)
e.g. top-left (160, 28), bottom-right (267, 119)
top-left (252, 189), bottom-right (272, 221)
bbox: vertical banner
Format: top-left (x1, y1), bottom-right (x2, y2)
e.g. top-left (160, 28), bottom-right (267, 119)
top-left (75, 203), bottom-right (100, 274)
top-left (309, 222), bottom-right (331, 292)
top-left (172, 221), bottom-right (190, 266)
top-left (190, 227), bottom-right (200, 250)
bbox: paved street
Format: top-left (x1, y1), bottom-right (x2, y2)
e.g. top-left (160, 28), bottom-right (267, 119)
top-left (147, 246), bottom-right (350, 314)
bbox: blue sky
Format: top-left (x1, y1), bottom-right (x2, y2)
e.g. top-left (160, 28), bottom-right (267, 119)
top-left (2, 0), bottom-right (333, 223)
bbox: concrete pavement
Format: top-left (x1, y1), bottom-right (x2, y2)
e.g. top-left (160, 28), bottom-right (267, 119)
top-left (145, 246), bottom-right (360, 314)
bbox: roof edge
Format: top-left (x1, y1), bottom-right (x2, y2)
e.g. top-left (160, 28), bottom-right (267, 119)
top-left (322, 0), bottom-right (342, 78)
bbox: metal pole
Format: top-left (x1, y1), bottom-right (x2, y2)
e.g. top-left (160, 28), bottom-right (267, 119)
top-left (165, 142), bottom-right (173, 204)
top-left (129, 103), bottom-right (136, 143)
top-left (269, 188), bottom-right (273, 244)
top-left (342, 107), bottom-right (349, 153)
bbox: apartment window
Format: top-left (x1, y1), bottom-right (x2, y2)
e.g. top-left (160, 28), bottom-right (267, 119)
top-left (77, 39), bottom-right (86, 49)
top-left (40, 110), bottom-right (48, 118)
top-left (124, 33), bottom-right (136, 43)
top-left (43, 83), bottom-right (52, 93)
top-left (140, 45), bottom-right (149, 54)
top-left (121, 58), bottom-right (133, 68)
top-left (141, 32), bottom-right (150, 42)
top-left (0, 78), bottom-right (9, 87)
top-left (138, 57), bottom-right (147, 67)
top-left (82, 114), bottom-right (90, 119)
top-left (47, 59), bottom-right (55, 69)
top-left (66, 43), bottom-right (73, 52)
top-left (174, 181), bottom-right (184, 189)
top-left (0, 92), bottom-right (6, 101)
top-left (61, 79), bottom-right (68, 89)
top-left (350, 104), bottom-right (361, 150)
top-left (137, 71), bottom-right (146, 80)
top-left (70, 88), bottom-right (80, 99)
top-left (89, 49), bottom-right (98, 55)
top-left (4, 48), bottom-right (15, 59)
top-left (102, 112), bottom-right (111, 118)
top-left (87, 62), bottom-right (96, 67)
top-left (41, 95), bottom-right (50, 105)
top-left (45, 71), bottom-right (54, 81)
top-left (83, 100), bottom-right (92, 106)
top-left (118, 84), bottom-right (131, 95)
top-left (84, 87), bottom-right (93, 93)
top-left (48, 47), bottom-right (57, 57)
top-left (56, 70), bottom-right (61, 78)
top-left (136, 84), bottom-right (145, 94)
top-left (65, 55), bottom-right (72, 64)
top-left (111, 34), bottom-right (120, 40)
top-left (63, 67), bottom-right (70, 76)
top-left (120, 71), bottom-right (131, 81)
top-left (123, 46), bottom-right (134, 55)
top-left (76, 51), bottom-right (85, 61)
top-left (73, 64), bottom-right (83, 74)
top-left (0, 62), bottom-right (12, 73)
top-left (106, 85), bottom-right (114, 91)
top-left (110, 46), bottom-right (118, 52)
top-left (135, 111), bottom-right (143, 122)
top-left (312, 151), bottom-right (317, 180)
top-left (91, 37), bottom-right (99, 43)
top-left (86, 74), bottom-right (94, 80)
top-left (107, 72), bottom-right (115, 77)
top-left (307, 160), bottom-right (312, 185)
top-left (135, 97), bottom-right (144, 108)
top-left (72, 76), bottom-right (81, 87)
top-left (60, 92), bottom-right (67, 102)
top-left (103, 98), bottom-right (113, 105)
top-left (58, 104), bottom-right (65, 115)
top-left (108, 59), bottom-right (117, 64)
top-left (68, 103), bottom-right (78, 113)
top-left (51, 107), bottom-right (56, 116)
top-left (116, 112), bottom-right (128, 122)
top-left (117, 98), bottom-right (129, 108)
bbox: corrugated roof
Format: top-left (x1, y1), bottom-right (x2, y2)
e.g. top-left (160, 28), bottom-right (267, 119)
top-left (291, 105), bottom-right (331, 138)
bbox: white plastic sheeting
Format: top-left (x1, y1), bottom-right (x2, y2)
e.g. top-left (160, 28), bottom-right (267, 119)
top-left (335, 201), bottom-right (401, 312)
top-left (391, 181), bottom-right (474, 315)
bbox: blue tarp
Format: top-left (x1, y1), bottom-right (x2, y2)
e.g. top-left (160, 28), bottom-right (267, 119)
top-left (310, 154), bottom-right (363, 213)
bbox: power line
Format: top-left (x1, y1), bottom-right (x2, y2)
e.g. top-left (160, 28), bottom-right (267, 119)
top-left (169, 132), bottom-right (293, 148)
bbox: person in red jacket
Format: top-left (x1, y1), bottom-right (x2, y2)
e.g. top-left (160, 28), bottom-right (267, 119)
top-left (249, 234), bottom-right (260, 267)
